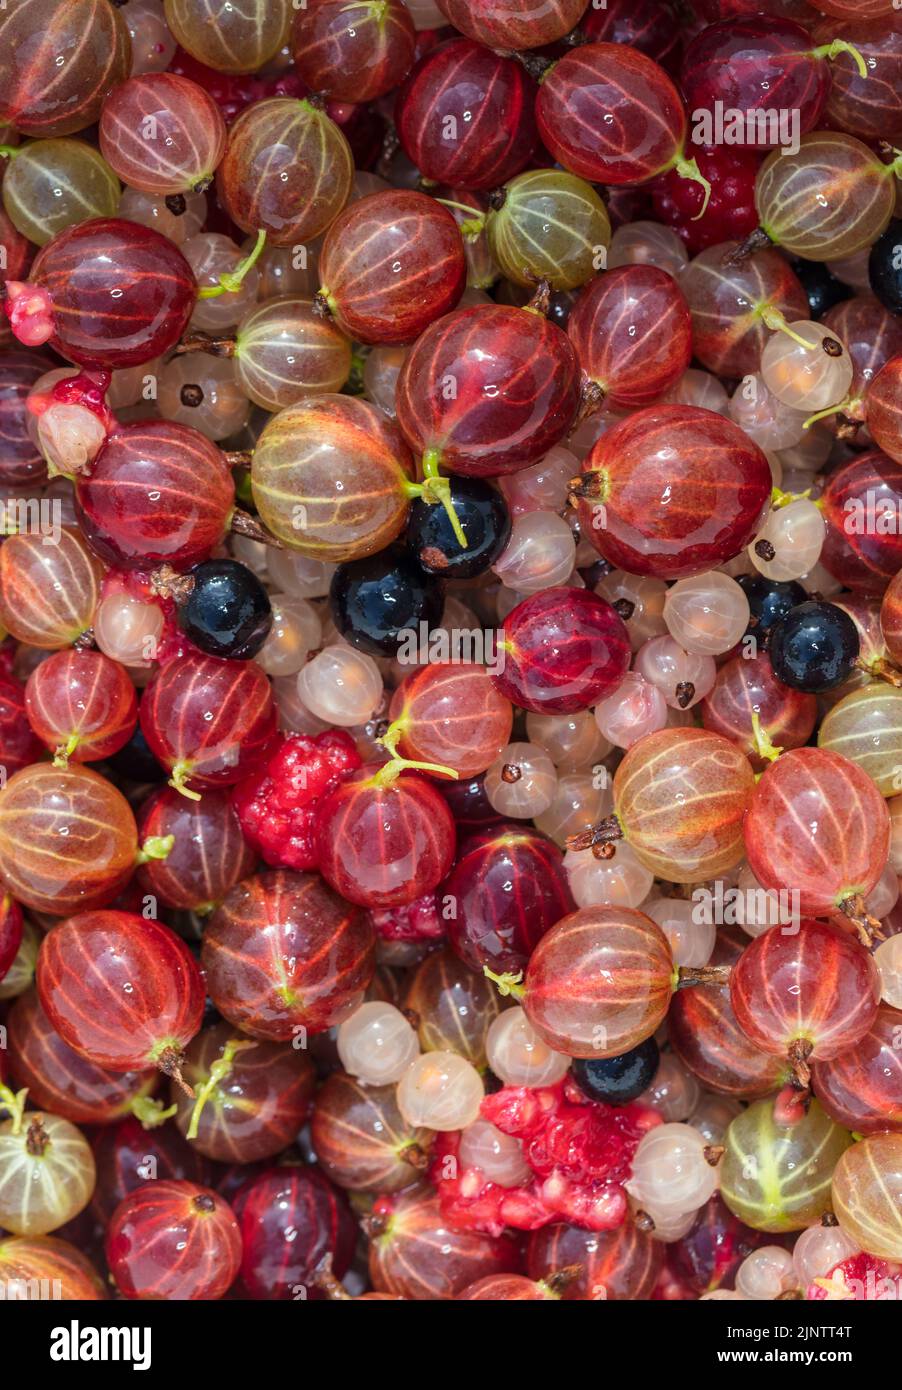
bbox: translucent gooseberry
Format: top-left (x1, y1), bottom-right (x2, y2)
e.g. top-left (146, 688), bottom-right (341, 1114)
top-left (217, 98), bottom-right (353, 246)
top-left (291, 0), bottom-right (415, 102)
top-left (0, 763), bottom-right (140, 916)
top-left (403, 945), bottom-right (503, 1071)
top-left (443, 823), bottom-right (575, 975)
top-left (669, 928), bottom-right (788, 1099)
top-left (36, 910), bottom-right (205, 1089)
top-left (250, 395), bottom-right (415, 560)
top-left (572, 405), bottom-right (772, 579)
top-left (0, 527), bottom-right (103, 649)
top-left (730, 920), bottom-right (881, 1086)
top-left (139, 652), bottom-right (276, 797)
top-left (234, 1164), bottom-right (357, 1300)
top-left (5, 988), bottom-right (157, 1127)
top-left (535, 43), bottom-right (710, 205)
top-left (0, 1111), bottom-right (95, 1237)
top-left (24, 648), bottom-right (137, 764)
top-left (812, 1004), bottom-right (902, 1135)
top-left (136, 786), bottom-right (256, 912)
top-left (0, 0), bottom-right (131, 138)
top-left (395, 39), bottom-right (538, 191)
top-left (567, 265), bottom-right (692, 409)
top-left (743, 745), bottom-right (891, 941)
top-left (0, 138), bottom-right (120, 248)
top-left (818, 684), bottom-right (902, 795)
top-left (720, 1098), bottom-right (852, 1232)
top-left (505, 905), bottom-right (679, 1059)
top-left (492, 588), bottom-right (631, 715)
top-left (680, 241), bottom-right (809, 378)
top-left (435, 0), bottom-right (585, 49)
top-left (316, 190), bottom-right (466, 345)
top-left (170, 1021), bottom-right (316, 1163)
top-left (700, 650), bottom-right (818, 771)
top-left (831, 1133), bottom-right (902, 1262)
top-left (395, 301), bottom-right (580, 478)
top-left (99, 73), bottom-right (227, 195)
top-left (163, 0), bottom-right (292, 74)
top-left (477, 170), bottom-right (611, 293)
top-left (311, 1071), bottom-right (432, 1193)
top-left (567, 727), bottom-right (755, 884)
top-left (0, 1234), bottom-right (106, 1300)
top-left (314, 765), bottom-right (457, 908)
top-left (367, 1186), bottom-right (519, 1300)
top-left (386, 662), bottom-right (513, 779)
top-left (201, 868), bottom-right (375, 1039)
top-left (749, 132), bottom-right (898, 262)
top-left (106, 1180), bottom-right (241, 1301)
top-left (11, 219), bottom-right (197, 369)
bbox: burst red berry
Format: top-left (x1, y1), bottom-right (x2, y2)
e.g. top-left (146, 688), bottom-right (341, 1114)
top-left (432, 1079), bottom-right (661, 1234)
top-left (232, 730), bottom-right (362, 871)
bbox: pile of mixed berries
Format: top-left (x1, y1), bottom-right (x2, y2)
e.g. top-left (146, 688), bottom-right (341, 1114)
top-left (0, 0), bottom-right (900, 1306)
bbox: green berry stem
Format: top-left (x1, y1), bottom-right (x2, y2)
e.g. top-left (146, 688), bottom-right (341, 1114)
top-left (198, 228), bottom-right (267, 299)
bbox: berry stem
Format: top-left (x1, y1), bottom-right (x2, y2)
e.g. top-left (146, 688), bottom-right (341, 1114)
top-left (173, 332), bottom-right (237, 358)
top-left (130, 1095), bottom-right (178, 1129)
top-left (435, 197), bottom-right (484, 219)
top-left (771, 485), bottom-right (812, 509)
top-left (674, 964), bottom-right (732, 988)
top-left (370, 750), bottom-right (459, 786)
top-left (724, 227), bottom-right (773, 265)
top-left (751, 711), bottom-right (782, 764)
top-left (229, 507), bottom-right (284, 548)
top-left (153, 1043), bottom-right (195, 1097)
top-left (811, 39), bottom-right (868, 79)
top-left (574, 375), bottom-right (607, 426)
top-left (52, 732), bottom-right (80, 768)
top-left (787, 1037), bottom-right (814, 1090)
top-left (186, 1037), bottom-right (257, 1140)
top-left (0, 1082), bottom-right (28, 1135)
top-left (25, 1117), bottom-right (49, 1157)
top-left (523, 278), bottom-right (552, 318)
top-left (483, 966), bottom-right (525, 1000)
top-left (135, 834), bottom-right (175, 865)
top-left (313, 1254), bottom-right (352, 1300)
top-left (835, 893), bottom-right (884, 947)
top-left (565, 813), bottom-right (624, 854)
top-left (673, 157), bottom-right (712, 220)
top-left (860, 655), bottom-right (902, 688)
top-left (198, 228), bottom-right (266, 299)
top-left (760, 309), bottom-right (816, 350)
top-left (403, 450), bottom-right (469, 549)
top-left (0, 145), bottom-right (19, 159)
top-left (802, 399), bottom-right (851, 430)
top-left (168, 761), bottom-right (202, 802)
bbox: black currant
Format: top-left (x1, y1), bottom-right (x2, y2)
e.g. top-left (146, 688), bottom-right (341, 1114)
top-left (571, 1038), bottom-right (660, 1106)
top-left (790, 258), bottom-right (851, 321)
top-left (178, 559), bottom-right (272, 660)
top-left (329, 548), bottom-right (444, 657)
top-left (737, 574), bottom-right (807, 637)
top-left (869, 218), bottom-right (902, 317)
top-left (769, 600), bottom-right (860, 693)
top-left (406, 477), bottom-right (511, 579)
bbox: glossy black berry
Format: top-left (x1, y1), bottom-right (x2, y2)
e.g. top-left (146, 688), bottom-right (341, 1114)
top-left (737, 574), bottom-right (807, 636)
top-left (330, 548), bottom-right (444, 657)
top-left (406, 478), bottom-right (511, 579)
top-left (571, 1038), bottom-right (659, 1106)
top-left (178, 559), bottom-right (272, 660)
top-left (769, 600), bottom-right (860, 693)
top-left (869, 219), bottom-right (902, 317)
top-left (791, 259), bottom-right (851, 321)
